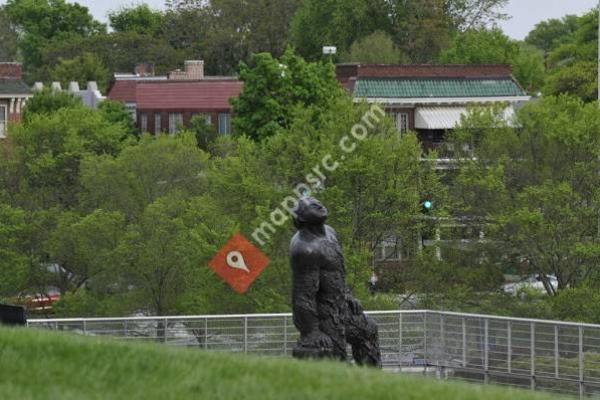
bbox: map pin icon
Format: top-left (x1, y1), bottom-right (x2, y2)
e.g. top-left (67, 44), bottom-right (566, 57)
top-left (226, 251), bottom-right (250, 273)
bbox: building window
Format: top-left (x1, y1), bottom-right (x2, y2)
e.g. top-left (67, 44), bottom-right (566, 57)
top-left (140, 113), bottom-right (148, 133)
top-left (154, 113), bottom-right (162, 135)
top-left (387, 111), bottom-right (409, 135)
top-left (0, 105), bottom-right (6, 138)
top-left (169, 113), bottom-right (183, 134)
top-left (375, 236), bottom-right (401, 261)
top-left (218, 113), bottom-right (232, 135)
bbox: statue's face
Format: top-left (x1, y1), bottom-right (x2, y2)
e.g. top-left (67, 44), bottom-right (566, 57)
top-left (295, 197), bottom-right (328, 226)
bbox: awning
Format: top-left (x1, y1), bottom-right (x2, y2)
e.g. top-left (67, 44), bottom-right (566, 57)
top-left (414, 106), bottom-right (516, 130)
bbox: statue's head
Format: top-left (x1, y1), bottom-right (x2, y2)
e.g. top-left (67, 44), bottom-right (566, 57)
top-left (293, 197), bottom-right (328, 229)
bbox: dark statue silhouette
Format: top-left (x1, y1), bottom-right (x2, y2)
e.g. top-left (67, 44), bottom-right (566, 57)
top-left (290, 197), bottom-right (381, 367)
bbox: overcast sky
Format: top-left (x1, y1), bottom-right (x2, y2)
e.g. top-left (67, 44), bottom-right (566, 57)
top-left (0, 0), bottom-right (598, 40)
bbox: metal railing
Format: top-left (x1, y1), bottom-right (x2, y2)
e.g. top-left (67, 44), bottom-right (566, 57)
top-left (28, 310), bottom-right (600, 398)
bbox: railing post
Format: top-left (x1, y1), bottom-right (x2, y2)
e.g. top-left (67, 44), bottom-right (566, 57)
top-left (283, 315), bottom-right (288, 355)
top-left (399, 312), bottom-right (403, 362)
top-left (554, 325), bottom-right (559, 379)
top-left (204, 318), bottom-right (208, 350)
top-left (423, 312), bottom-right (428, 372)
top-left (164, 318), bottom-right (168, 343)
top-left (243, 316), bottom-right (248, 354)
top-left (530, 322), bottom-right (536, 391)
top-left (579, 326), bottom-right (585, 398)
top-left (507, 321), bottom-right (512, 374)
top-left (484, 318), bottom-right (489, 384)
top-left (462, 317), bottom-right (467, 368)
top-left (440, 314), bottom-right (445, 366)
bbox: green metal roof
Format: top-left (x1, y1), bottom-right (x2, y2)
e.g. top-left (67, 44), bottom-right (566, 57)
top-left (354, 78), bottom-right (526, 98)
top-left (0, 79), bottom-right (32, 95)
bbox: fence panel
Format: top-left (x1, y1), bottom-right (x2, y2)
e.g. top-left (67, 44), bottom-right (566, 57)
top-left (28, 310), bottom-right (600, 398)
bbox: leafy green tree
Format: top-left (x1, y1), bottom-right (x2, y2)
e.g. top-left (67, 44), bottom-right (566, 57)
top-left (40, 31), bottom-right (186, 81)
top-left (290, 0), bottom-right (393, 61)
top-left (189, 115), bottom-right (218, 152)
top-left (444, 0), bottom-right (509, 31)
top-left (44, 210), bottom-right (126, 295)
top-left (4, 0), bottom-right (105, 81)
top-left (22, 88), bottom-right (81, 123)
top-left (541, 11), bottom-right (598, 101)
top-left (440, 28), bottom-right (545, 93)
top-left (342, 31), bottom-right (408, 64)
top-left (0, 204), bottom-right (31, 300)
top-left (79, 133), bottom-right (209, 220)
top-left (109, 4), bottom-right (164, 36)
top-left (232, 48), bottom-right (344, 141)
top-left (9, 107), bottom-right (130, 209)
top-left (50, 52), bottom-right (110, 93)
top-left (448, 96), bottom-right (600, 295)
top-left (164, 0), bottom-right (300, 75)
top-left (0, 8), bottom-right (19, 62)
top-left (440, 28), bottom-right (519, 64)
top-left (525, 15), bottom-right (580, 53)
top-left (98, 100), bottom-right (137, 139)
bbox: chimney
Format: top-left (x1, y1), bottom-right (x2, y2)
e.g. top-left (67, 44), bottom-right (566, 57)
top-left (184, 60), bottom-right (204, 80)
top-left (134, 63), bottom-right (155, 77)
top-left (51, 82), bottom-right (62, 91)
top-left (0, 62), bottom-right (23, 80)
top-left (68, 82), bottom-right (80, 92)
top-left (168, 69), bottom-right (187, 80)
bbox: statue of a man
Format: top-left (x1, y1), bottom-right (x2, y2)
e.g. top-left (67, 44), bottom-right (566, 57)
top-left (290, 197), bottom-right (381, 367)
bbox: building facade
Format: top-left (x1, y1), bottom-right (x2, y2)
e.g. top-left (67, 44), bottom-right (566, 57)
top-left (107, 61), bottom-right (242, 135)
top-left (0, 63), bottom-right (33, 139)
top-left (337, 64), bottom-right (530, 157)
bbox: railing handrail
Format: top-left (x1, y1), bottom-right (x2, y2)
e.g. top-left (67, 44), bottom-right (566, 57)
top-left (28, 309), bottom-right (600, 330)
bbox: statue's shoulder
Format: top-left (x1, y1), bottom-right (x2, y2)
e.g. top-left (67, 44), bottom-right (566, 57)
top-left (289, 231), bottom-right (319, 259)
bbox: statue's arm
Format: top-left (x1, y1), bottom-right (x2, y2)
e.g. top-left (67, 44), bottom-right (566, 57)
top-left (291, 251), bottom-right (320, 336)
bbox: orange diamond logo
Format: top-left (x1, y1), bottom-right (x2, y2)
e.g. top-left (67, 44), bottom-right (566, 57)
top-left (209, 233), bottom-right (270, 294)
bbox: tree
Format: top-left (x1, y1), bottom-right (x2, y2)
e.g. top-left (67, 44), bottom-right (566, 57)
top-left (22, 88), bottom-right (81, 123)
top-left (342, 31), bottom-right (408, 64)
top-left (440, 28), bottom-right (545, 93)
top-left (0, 204), bottom-right (31, 300)
top-left (164, 0), bottom-right (301, 75)
top-left (4, 0), bottom-right (105, 81)
top-left (290, 0), bottom-right (393, 61)
top-left (231, 48), bottom-right (344, 141)
top-left (448, 96), bottom-right (600, 295)
top-left (97, 100), bottom-right (137, 139)
top-left (109, 4), bottom-right (164, 36)
top-left (40, 31), bottom-right (186, 82)
top-left (79, 133), bottom-right (209, 220)
top-left (50, 52), bottom-right (110, 93)
top-left (44, 209), bottom-right (126, 295)
top-left (9, 106), bottom-right (130, 209)
top-left (0, 8), bottom-right (19, 62)
top-left (440, 28), bottom-right (519, 64)
top-left (189, 115), bottom-right (218, 152)
top-left (525, 15), bottom-right (580, 53)
top-left (444, 0), bottom-right (509, 31)
top-left (540, 11), bottom-right (598, 101)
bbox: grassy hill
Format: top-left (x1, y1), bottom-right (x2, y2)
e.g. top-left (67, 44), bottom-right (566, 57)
top-left (0, 328), bottom-right (562, 400)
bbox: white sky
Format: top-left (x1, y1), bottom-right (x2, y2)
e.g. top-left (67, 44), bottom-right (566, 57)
top-left (0, 0), bottom-right (598, 40)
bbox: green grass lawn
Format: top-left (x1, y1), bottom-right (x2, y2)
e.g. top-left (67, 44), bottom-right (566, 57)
top-left (0, 327), bottom-right (564, 400)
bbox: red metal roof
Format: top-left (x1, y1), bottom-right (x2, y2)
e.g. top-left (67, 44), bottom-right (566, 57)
top-left (136, 80), bottom-right (243, 111)
top-left (336, 64), bottom-right (516, 90)
top-left (107, 80), bottom-right (138, 103)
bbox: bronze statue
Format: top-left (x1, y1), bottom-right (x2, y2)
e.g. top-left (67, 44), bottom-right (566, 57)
top-left (290, 197), bottom-right (381, 367)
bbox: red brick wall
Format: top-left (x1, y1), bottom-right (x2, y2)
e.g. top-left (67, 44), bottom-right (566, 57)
top-left (137, 109), bottom-right (229, 134)
top-left (0, 63), bottom-right (22, 80)
top-left (336, 64), bottom-right (513, 80)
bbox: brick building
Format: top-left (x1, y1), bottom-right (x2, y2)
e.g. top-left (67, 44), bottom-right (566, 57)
top-left (0, 63), bottom-right (33, 138)
top-left (107, 61), bottom-right (242, 135)
top-left (337, 64), bottom-right (530, 156)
